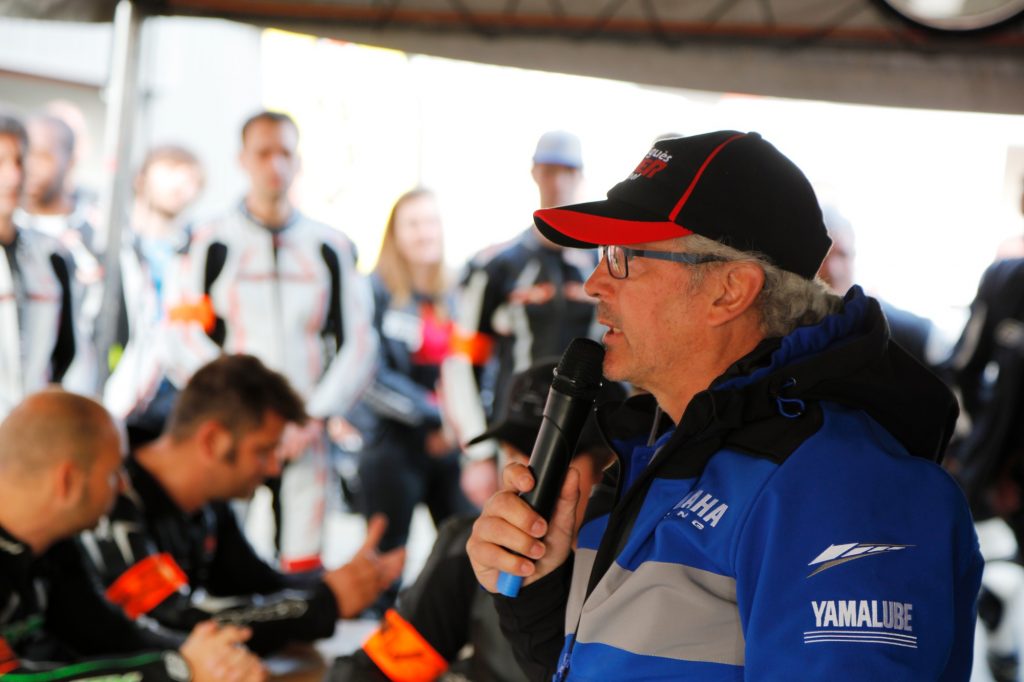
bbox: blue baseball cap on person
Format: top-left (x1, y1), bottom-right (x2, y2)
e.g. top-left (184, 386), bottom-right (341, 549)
top-left (533, 130), bottom-right (583, 169)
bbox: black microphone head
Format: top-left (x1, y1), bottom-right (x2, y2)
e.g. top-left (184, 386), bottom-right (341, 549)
top-left (553, 337), bottom-right (605, 399)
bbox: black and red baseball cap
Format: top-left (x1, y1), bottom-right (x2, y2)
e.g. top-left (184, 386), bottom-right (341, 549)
top-left (533, 131), bottom-right (831, 280)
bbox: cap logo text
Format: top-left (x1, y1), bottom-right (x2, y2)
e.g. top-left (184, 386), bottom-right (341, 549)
top-left (628, 148), bottom-right (673, 180)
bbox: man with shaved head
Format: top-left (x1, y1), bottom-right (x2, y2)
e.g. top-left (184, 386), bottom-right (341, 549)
top-left (0, 390), bottom-right (122, 541)
top-left (0, 390), bottom-right (266, 681)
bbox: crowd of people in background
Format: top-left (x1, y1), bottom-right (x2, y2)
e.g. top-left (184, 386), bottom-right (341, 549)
top-left (1, 101), bottom-right (1024, 681)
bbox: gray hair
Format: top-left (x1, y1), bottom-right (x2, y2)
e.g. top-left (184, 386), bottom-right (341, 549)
top-left (677, 234), bottom-right (842, 338)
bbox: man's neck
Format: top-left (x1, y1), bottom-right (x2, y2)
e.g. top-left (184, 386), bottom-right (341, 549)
top-left (131, 202), bottom-right (178, 240)
top-left (26, 195), bottom-right (73, 217)
top-left (0, 485), bottom-right (53, 555)
top-left (135, 437), bottom-right (208, 515)
top-left (244, 193), bottom-right (293, 229)
top-left (0, 217), bottom-right (15, 246)
top-left (653, 324), bottom-right (766, 425)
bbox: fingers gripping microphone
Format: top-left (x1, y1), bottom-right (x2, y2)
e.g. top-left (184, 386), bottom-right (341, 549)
top-left (496, 338), bottom-right (605, 598)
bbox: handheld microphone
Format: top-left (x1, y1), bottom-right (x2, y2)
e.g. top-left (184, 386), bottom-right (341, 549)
top-left (496, 338), bottom-right (605, 598)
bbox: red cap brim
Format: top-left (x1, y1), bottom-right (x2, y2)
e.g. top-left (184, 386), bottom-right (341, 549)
top-left (534, 199), bottom-right (692, 248)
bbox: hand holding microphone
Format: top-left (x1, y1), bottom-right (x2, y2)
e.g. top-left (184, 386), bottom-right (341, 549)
top-left (467, 338), bottom-right (605, 598)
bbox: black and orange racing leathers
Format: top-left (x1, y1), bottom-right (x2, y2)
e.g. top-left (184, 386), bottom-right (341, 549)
top-left (0, 524), bottom-right (190, 681)
top-left (74, 455), bottom-right (338, 655)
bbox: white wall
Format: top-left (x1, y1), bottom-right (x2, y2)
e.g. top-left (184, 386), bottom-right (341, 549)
top-left (0, 15), bottom-right (262, 224)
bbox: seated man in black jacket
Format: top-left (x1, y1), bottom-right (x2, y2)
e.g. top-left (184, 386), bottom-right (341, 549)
top-left (76, 354), bottom-right (405, 655)
top-left (0, 389), bottom-right (264, 681)
top-left (332, 361), bottom-right (622, 681)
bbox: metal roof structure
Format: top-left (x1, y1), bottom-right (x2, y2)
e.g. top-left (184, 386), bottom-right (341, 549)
top-left (5, 0), bottom-right (1024, 113)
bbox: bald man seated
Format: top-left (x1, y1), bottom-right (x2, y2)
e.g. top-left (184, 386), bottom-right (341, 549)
top-left (0, 389), bottom-right (265, 681)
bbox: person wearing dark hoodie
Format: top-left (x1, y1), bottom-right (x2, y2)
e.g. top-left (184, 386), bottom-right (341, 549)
top-left (332, 361), bottom-right (624, 682)
top-left (466, 131), bottom-right (982, 681)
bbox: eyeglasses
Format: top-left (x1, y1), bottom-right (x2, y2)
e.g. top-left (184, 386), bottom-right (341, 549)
top-left (601, 245), bottom-right (726, 280)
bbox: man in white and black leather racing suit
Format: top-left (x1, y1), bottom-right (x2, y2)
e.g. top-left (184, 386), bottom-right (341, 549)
top-left (0, 114), bottom-right (86, 421)
top-left (163, 111), bottom-right (377, 572)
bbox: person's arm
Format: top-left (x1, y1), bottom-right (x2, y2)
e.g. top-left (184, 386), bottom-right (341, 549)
top-left (348, 513), bottom-right (560, 682)
top-left (946, 262), bottom-right (1000, 416)
top-left (22, 541), bottom-right (264, 682)
top-left (179, 504), bottom-right (341, 654)
top-left (47, 251), bottom-right (77, 385)
top-left (358, 276), bottom-right (442, 428)
top-left (734, 448), bottom-right (983, 680)
top-left (161, 233), bottom-right (226, 389)
top-left (440, 264), bottom-right (500, 459)
top-left (349, 516), bottom-right (477, 682)
top-left (306, 237), bottom-right (379, 419)
top-left (77, 497), bottom-right (337, 656)
top-left (466, 461), bottom-right (579, 678)
top-left (45, 538), bottom-right (186, 653)
top-left (491, 558), bottom-right (573, 681)
top-left (209, 508), bottom-right (404, 651)
top-left (0, 644), bottom-right (192, 682)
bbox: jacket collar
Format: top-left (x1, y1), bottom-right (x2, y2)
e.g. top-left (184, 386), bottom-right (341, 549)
top-left (598, 286), bottom-right (956, 466)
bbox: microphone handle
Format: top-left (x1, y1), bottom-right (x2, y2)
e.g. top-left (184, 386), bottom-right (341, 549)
top-left (497, 387), bottom-right (595, 597)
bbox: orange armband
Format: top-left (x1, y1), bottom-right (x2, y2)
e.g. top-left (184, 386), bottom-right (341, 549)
top-left (0, 637), bottom-right (20, 675)
top-left (167, 295), bottom-right (216, 334)
top-left (450, 329), bottom-right (493, 367)
top-left (105, 553), bottom-right (188, 619)
top-left (361, 609), bottom-right (448, 682)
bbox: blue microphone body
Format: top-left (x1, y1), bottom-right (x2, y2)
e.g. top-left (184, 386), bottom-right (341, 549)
top-left (497, 338), bottom-right (604, 598)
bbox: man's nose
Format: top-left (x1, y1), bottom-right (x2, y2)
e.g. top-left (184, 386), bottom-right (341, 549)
top-left (584, 258), bottom-right (609, 299)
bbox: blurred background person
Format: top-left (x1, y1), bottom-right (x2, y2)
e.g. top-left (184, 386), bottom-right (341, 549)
top-left (332, 361), bottom-right (624, 682)
top-left (44, 99), bottom-right (99, 212)
top-left (0, 113), bottom-right (82, 419)
top-left (818, 203), bottom-right (949, 367)
top-left (442, 130), bottom-right (599, 508)
top-left (104, 144), bottom-right (205, 446)
top-left (20, 113), bottom-right (99, 253)
top-left (994, 176), bottom-right (1024, 261)
top-left (945, 250), bottom-right (1024, 682)
top-left (347, 188), bottom-right (475, 610)
top-left (18, 113), bottom-right (102, 392)
top-left (163, 110), bottom-right (377, 572)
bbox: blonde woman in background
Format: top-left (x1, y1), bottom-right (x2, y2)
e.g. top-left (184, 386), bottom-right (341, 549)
top-left (348, 188), bottom-right (475, 609)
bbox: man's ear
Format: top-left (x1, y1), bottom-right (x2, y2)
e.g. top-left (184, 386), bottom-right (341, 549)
top-left (52, 458), bottom-right (83, 507)
top-left (707, 262), bottom-right (764, 327)
top-left (196, 420), bottom-right (232, 463)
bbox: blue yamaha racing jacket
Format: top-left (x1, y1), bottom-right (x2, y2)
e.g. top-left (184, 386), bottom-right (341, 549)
top-left (495, 287), bottom-right (982, 681)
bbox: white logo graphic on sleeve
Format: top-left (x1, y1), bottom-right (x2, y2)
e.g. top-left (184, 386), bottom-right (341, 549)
top-left (806, 600), bottom-right (917, 649)
top-left (807, 543), bottom-right (911, 577)
top-left (670, 489), bottom-right (729, 531)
